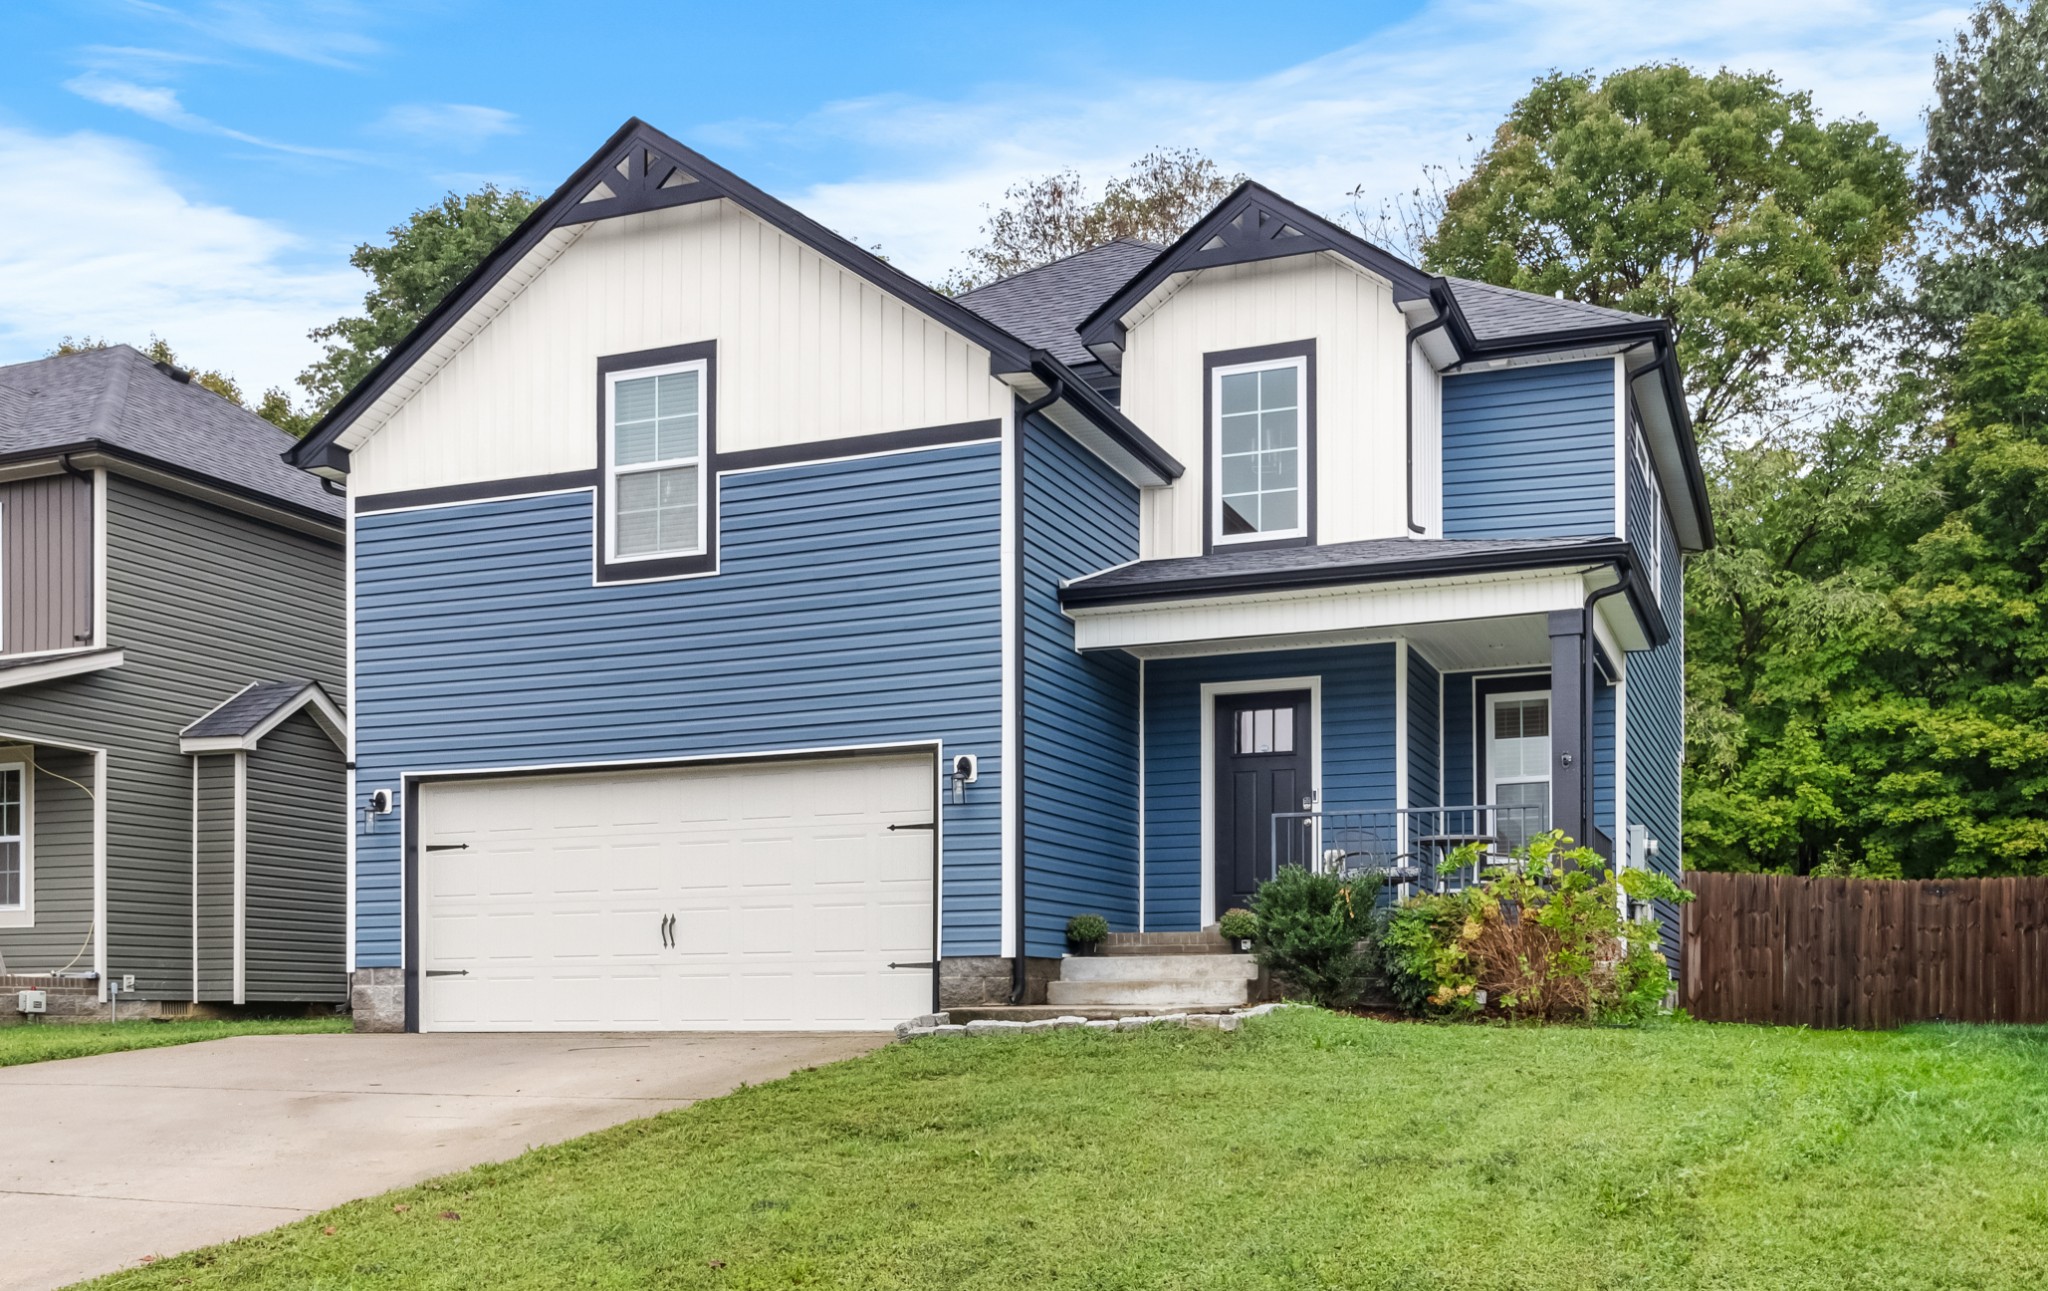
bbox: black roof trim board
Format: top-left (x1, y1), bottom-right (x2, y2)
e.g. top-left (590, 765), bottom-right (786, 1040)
top-left (1077, 182), bottom-right (1441, 358)
top-left (287, 118), bottom-right (1038, 475)
top-left (1060, 535), bottom-right (1669, 647)
top-left (1026, 350), bottom-right (1185, 484)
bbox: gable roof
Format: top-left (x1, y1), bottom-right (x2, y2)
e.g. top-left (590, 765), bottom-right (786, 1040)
top-left (286, 118), bottom-right (1043, 477)
top-left (180, 678), bottom-right (345, 752)
top-left (956, 239), bottom-right (1161, 367)
top-left (0, 346), bottom-right (340, 524)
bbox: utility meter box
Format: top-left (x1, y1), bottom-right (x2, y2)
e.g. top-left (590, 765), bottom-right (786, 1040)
top-left (16, 990), bottom-right (47, 1015)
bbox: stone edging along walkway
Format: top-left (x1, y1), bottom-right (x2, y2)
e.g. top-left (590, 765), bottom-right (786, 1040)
top-left (892, 1001), bottom-right (1295, 1041)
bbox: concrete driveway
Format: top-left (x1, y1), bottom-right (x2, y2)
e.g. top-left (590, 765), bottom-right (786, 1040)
top-left (0, 1030), bottom-right (886, 1291)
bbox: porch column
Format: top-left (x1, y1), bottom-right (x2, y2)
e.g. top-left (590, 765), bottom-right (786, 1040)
top-left (1546, 610), bottom-right (1588, 848)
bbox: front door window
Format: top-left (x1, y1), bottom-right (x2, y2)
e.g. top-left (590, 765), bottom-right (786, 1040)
top-left (1486, 693), bottom-right (1550, 851)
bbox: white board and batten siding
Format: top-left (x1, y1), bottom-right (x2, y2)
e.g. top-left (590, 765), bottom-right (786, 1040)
top-left (1117, 253), bottom-right (1413, 560)
top-left (348, 199), bottom-right (1015, 497)
top-left (416, 752), bottom-right (936, 1032)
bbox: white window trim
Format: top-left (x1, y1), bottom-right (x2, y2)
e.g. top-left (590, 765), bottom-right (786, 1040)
top-left (0, 752), bottom-right (32, 926)
top-left (1484, 689), bottom-right (1552, 820)
top-left (1210, 355), bottom-right (1309, 548)
top-left (603, 358), bottom-right (709, 565)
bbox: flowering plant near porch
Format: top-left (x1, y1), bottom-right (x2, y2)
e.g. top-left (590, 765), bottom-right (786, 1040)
top-left (1376, 831), bottom-right (1690, 1023)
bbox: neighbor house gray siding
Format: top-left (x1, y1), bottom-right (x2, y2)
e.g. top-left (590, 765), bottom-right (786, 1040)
top-left (0, 474), bottom-right (343, 999)
top-left (193, 754), bottom-right (236, 999)
top-left (1, 472), bottom-right (93, 656)
top-left (244, 709), bottom-right (346, 1001)
top-left (0, 748), bottom-right (96, 974)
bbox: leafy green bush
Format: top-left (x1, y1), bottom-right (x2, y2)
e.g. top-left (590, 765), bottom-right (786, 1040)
top-left (1065, 913), bottom-right (1109, 948)
top-left (1249, 867), bottom-right (1382, 1008)
top-left (1217, 908), bottom-right (1259, 941)
top-left (1376, 831), bottom-right (1690, 1023)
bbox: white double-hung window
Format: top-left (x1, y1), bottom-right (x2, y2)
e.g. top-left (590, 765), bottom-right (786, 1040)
top-left (0, 763), bottom-right (25, 915)
top-left (1213, 356), bottom-right (1306, 543)
top-left (606, 360), bottom-right (707, 562)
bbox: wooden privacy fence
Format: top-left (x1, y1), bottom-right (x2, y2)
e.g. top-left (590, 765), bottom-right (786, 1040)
top-left (1681, 872), bottom-right (2048, 1028)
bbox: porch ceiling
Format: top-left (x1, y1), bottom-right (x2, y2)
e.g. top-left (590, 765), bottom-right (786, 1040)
top-left (1066, 565), bottom-right (1648, 660)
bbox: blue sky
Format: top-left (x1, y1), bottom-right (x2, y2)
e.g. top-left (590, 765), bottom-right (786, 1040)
top-left (0, 1), bottom-right (1965, 397)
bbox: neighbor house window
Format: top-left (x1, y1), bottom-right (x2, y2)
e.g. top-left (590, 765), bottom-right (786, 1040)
top-left (1486, 693), bottom-right (1550, 850)
top-left (0, 764), bottom-right (23, 911)
top-left (606, 360), bottom-right (707, 562)
top-left (1212, 356), bottom-right (1307, 544)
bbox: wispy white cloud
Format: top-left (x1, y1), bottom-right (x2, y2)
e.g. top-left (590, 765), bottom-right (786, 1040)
top-left (757, 0), bottom-right (1965, 282)
top-left (65, 72), bottom-right (367, 161)
top-left (376, 103), bottom-right (521, 150)
top-left (120, 0), bottom-right (382, 70)
top-left (0, 125), bottom-right (361, 393)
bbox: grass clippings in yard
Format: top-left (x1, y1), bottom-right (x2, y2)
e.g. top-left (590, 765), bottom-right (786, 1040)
top-left (0, 1015), bottom-right (349, 1068)
top-left (78, 1010), bottom-right (2048, 1290)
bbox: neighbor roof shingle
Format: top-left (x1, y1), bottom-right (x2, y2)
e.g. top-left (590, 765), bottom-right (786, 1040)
top-left (0, 346), bottom-right (340, 521)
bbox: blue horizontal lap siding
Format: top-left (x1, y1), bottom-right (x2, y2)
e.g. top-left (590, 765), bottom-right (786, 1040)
top-left (1407, 651), bottom-right (1440, 810)
top-left (1143, 645), bottom-right (1396, 931)
top-left (353, 443), bottom-right (1004, 966)
top-left (1595, 675), bottom-right (1616, 837)
top-left (1625, 432), bottom-right (1686, 968)
top-left (1020, 416), bottom-right (1141, 958)
top-left (1442, 674), bottom-right (1474, 804)
top-left (1442, 359), bottom-right (1616, 538)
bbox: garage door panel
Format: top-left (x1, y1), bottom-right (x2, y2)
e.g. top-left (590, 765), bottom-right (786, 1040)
top-left (421, 753), bottom-right (935, 1032)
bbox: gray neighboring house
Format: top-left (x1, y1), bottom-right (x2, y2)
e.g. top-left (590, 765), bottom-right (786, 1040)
top-left (0, 345), bottom-right (346, 1018)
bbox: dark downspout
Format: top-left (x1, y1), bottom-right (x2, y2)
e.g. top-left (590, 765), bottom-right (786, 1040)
top-left (1010, 383), bottom-right (1062, 1005)
top-left (1580, 565), bottom-right (1634, 860)
top-left (1404, 317), bottom-right (1448, 535)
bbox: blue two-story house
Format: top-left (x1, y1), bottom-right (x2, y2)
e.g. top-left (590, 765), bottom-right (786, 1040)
top-left (285, 120), bottom-right (1710, 1032)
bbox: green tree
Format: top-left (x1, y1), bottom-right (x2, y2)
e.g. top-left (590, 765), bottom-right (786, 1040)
top-left (1422, 65), bottom-right (1915, 443)
top-left (48, 335), bottom-right (310, 435)
top-left (940, 149), bottom-right (1244, 294)
top-left (297, 185), bottom-right (537, 415)
top-left (1917, 1), bottom-right (2048, 347)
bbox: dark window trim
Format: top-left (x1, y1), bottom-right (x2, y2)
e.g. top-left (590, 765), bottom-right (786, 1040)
top-left (1471, 672), bottom-right (1551, 808)
top-left (1202, 339), bottom-right (1316, 556)
top-left (595, 341), bottom-right (718, 583)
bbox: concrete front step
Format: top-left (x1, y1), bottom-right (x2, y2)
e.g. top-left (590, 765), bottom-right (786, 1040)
top-left (1046, 978), bottom-right (1249, 1008)
top-left (1061, 953), bottom-right (1259, 983)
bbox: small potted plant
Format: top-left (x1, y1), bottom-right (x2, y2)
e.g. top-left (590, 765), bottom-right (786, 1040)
top-left (1218, 908), bottom-right (1258, 952)
top-left (1066, 913), bottom-right (1109, 955)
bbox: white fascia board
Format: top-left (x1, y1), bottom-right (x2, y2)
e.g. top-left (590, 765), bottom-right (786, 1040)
top-left (0, 649), bottom-right (124, 693)
top-left (1000, 373), bottom-right (1169, 489)
top-left (178, 684), bottom-right (348, 754)
top-left (1067, 569), bottom-right (1596, 654)
top-left (336, 223), bottom-right (590, 454)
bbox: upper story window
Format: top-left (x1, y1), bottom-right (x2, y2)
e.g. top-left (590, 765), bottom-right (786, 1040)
top-left (1630, 424), bottom-right (1664, 603)
top-left (1211, 352), bottom-right (1310, 546)
top-left (596, 341), bottom-right (718, 583)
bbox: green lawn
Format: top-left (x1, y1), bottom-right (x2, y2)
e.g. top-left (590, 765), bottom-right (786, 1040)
top-left (83, 1010), bottom-right (2048, 1290)
top-left (0, 1015), bottom-right (349, 1067)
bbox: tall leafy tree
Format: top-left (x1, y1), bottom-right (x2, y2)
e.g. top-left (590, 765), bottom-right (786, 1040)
top-left (941, 149), bottom-right (1244, 293)
top-left (297, 185), bottom-right (537, 416)
top-left (1423, 65), bottom-right (1915, 444)
top-left (1917, 0), bottom-right (2048, 347)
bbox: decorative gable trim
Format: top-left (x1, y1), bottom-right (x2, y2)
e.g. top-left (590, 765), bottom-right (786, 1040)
top-left (286, 118), bottom-right (1035, 478)
top-left (1077, 182), bottom-right (1442, 367)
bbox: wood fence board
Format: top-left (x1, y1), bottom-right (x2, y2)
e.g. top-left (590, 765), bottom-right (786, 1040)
top-left (1682, 874), bottom-right (2048, 1029)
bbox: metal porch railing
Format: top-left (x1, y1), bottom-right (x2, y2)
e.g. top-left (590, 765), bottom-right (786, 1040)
top-left (1267, 804), bottom-right (1551, 897)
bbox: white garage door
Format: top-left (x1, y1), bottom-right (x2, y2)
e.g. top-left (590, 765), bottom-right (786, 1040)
top-left (417, 752), bottom-right (936, 1032)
